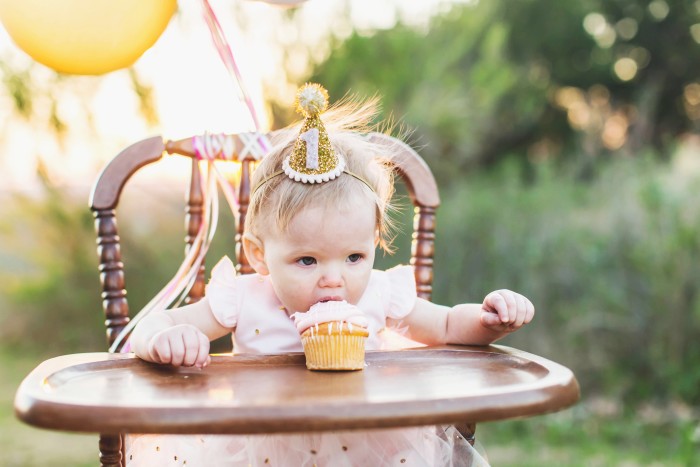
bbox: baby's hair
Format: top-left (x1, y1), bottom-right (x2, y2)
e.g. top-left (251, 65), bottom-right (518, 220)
top-left (246, 94), bottom-right (400, 253)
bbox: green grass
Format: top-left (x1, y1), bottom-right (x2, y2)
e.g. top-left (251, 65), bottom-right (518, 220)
top-left (480, 404), bottom-right (700, 466)
top-left (1, 349), bottom-right (95, 466)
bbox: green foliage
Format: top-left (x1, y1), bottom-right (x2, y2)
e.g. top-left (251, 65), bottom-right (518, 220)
top-left (0, 350), bottom-right (95, 465)
top-left (498, 0), bottom-right (700, 147)
top-left (481, 402), bottom-right (700, 466)
top-left (0, 60), bottom-right (159, 135)
top-left (309, 3), bottom-right (552, 180)
top-left (0, 171), bottom-right (240, 356)
top-left (128, 67), bottom-right (159, 127)
top-left (0, 175), bottom-right (103, 353)
top-left (306, 0), bottom-right (700, 182)
top-left (0, 62), bottom-right (33, 118)
top-left (433, 154), bottom-right (700, 404)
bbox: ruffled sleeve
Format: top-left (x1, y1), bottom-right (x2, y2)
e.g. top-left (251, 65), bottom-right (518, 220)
top-left (384, 265), bottom-right (417, 320)
top-left (205, 256), bottom-right (241, 328)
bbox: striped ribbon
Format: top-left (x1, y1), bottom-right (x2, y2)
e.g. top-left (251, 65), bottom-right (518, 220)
top-left (112, 1), bottom-right (273, 353)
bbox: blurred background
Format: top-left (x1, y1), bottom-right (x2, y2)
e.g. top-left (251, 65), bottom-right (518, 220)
top-left (1, 0), bottom-right (700, 465)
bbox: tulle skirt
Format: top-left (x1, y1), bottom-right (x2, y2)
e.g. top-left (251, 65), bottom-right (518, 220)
top-left (125, 425), bottom-right (488, 466)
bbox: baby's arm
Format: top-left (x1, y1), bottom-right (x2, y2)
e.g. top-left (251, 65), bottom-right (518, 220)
top-left (130, 298), bottom-right (231, 368)
top-left (389, 290), bottom-right (535, 346)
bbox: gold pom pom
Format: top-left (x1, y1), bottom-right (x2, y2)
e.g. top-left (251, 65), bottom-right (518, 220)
top-left (295, 83), bottom-right (329, 117)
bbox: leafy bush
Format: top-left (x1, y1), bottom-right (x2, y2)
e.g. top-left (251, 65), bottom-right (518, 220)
top-left (433, 153), bottom-right (700, 404)
top-left (0, 181), bottom-right (104, 353)
top-left (0, 174), bottom-right (206, 355)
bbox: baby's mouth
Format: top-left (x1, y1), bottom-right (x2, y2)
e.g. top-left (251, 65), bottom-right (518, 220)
top-left (318, 296), bottom-right (342, 303)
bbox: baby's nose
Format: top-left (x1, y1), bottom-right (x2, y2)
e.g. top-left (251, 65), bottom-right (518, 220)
top-left (319, 267), bottom-right (343, 287)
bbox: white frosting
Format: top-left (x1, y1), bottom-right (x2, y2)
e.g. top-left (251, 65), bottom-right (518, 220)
top-left (291, 300), bottom-right (368, 333)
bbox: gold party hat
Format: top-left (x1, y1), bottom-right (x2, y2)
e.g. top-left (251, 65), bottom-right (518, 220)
top-left (283, 83), bottom-right (345, 183)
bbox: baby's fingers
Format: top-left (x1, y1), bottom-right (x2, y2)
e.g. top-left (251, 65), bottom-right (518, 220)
top-left (168, 333), bottom-right (187, 367)
top-left (195, 333), bottom-right (211, 368)
top-left (480, 310), bottom-right (504, 328)
top-left (175, 326), bottom-right (211, 368)
top-left (524, 298), bottom-right (535, 324)
top-left (148, 326), bottom-right (204, 367)
top-left (189, 331), bottom-right (211, 369)
top-left (513, 295), bottom-right (528, 328)
top-left (148, 333), bottom-right (172, 365)
top-left (483, 291), bottom-right (514, 324)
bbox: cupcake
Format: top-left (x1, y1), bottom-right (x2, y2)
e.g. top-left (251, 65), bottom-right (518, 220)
top-left (292, 300), bottom-right (369, 371)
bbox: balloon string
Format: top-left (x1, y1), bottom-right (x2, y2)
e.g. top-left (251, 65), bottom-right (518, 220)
top-left (112, 133), bottom-right (269, 353)
top-left (201, 0), bottom-right (260, 130)
top-left (111, 3), bottom-right (274, 353)
top-left (111, 162), bottom-right (215, 353)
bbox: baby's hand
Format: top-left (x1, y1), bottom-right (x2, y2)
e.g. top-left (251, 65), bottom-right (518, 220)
top-left (147, 324), bottom-right (211, 368)
top-left (480, 289), bottom-right (535, 332)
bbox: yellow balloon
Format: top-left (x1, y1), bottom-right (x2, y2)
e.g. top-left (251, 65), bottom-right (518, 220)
top-left (0, 0), bottom-right (177, 75)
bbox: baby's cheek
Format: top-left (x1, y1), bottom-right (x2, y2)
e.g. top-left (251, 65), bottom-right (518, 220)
top-left (347, 272), bottom-right (372, 304)
top-left (284, 279), bottom-right (315, 310)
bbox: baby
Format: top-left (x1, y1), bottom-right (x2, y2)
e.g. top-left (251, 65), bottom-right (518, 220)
top-left (128, 83), bottom-right (534, 466)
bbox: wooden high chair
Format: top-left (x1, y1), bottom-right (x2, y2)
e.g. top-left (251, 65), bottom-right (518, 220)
top-left (90, 131), bottom-right (440, 345)
top-left (14, 131), bottom-right (579, 467)
top-left (90, 131), bottom-right (442, 463)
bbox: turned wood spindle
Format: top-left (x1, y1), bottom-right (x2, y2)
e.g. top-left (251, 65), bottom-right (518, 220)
top-left (236, 159), bottom-right (254, 275)
top-left (185, 158), bottom-right (206, 303)
top-left (411, 205), bottom-right (436, 301)
top-left (98, 433), bottom-right (122, 467)
top-left (94, 209), bottom-right (130, 349)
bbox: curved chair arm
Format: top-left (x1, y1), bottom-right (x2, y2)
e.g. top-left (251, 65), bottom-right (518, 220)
top-left (89, 136), bottom-right (166, 348)
top-left (89, 136), bottom-right (166, 211)
top-left (368, 132), bottom-right (440, 300)
top-left (368, 132), bottom-right (440, 208)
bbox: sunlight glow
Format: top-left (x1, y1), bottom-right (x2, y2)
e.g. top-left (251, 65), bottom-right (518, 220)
top-left (583, 13), bottom-right (616, 49)
top-left (0, 0), bottom-right (469, 192)
top-left (615, 18), bottom-right (638, 41)
top-left (614, 57), bottom-right (638, 81)
top-left (691, 24), bottom-right (700, 44)
top-left (553, 84), bottom-right (632, 150)
top-left (601, 113), bottom-right (628, 150)
top-left (583, 13), bottom-right (607, 36)
top-left (684, 83), bottom-right (700, 120)
top-left (648, 0), bottom-right (670, 21)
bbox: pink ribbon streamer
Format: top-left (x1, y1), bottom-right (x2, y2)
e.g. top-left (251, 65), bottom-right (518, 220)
top-left (111, 162), bottom-right (218, 353)
top-left (111, 1), bottom-right (274, 353)
top-left (200, 0), bottom-right (270, 153)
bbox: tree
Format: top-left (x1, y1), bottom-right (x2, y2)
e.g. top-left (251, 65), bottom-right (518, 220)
top-left (299, 0), bottom-right (700, 182)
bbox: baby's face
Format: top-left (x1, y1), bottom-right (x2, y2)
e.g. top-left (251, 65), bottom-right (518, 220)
top-left (261, 197), bottom-right (377, 313)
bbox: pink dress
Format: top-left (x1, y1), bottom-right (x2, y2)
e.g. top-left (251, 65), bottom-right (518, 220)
top-left (125, 257), bottom-right (488, 466)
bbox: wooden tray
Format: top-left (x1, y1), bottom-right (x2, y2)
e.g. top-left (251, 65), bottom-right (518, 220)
top-left (15, 345), bottom-right (579, 434)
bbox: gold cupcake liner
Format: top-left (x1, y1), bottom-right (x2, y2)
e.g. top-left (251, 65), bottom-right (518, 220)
top-left (301, 333), bottom-right (367, 371)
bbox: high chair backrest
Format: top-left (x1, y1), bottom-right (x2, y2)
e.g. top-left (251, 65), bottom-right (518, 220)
top-left (90, 132), bottom-right (440, 351)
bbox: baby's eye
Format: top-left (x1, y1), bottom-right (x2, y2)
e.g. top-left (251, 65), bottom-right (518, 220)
top-left (297, 256), bottom-right (316, 266)
top-left (347, 253), bottom-right (363, 263)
